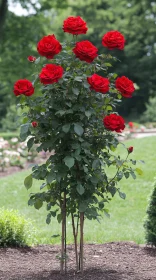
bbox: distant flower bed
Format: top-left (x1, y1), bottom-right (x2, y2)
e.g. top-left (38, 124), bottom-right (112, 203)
top-left (0, 136), bottom-right (38, 171)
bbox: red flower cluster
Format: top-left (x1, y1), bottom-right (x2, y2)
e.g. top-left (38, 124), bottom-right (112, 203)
top-left (13, 79), bottom-right (34, 96)
top-left (115, 76), bottom-right (135, 98)
top-left (87, 74), bottom-right (110, 94)
top-left (63, 16), bottom-right (88, 35)
top-left (37, 35), bottom-right (62, 59)
top-left (73, 41), bottom-right (98, 63)
top-left (39, 64), bottom-right (64, 85)
top-left (27, 56), bottom-right (36, 62)
top-left (13, 17), bottom-right (134, 140)
top-left (103, 114), bottom-right (125, 133)
top-left (102, 30), bottom-right (125, 50)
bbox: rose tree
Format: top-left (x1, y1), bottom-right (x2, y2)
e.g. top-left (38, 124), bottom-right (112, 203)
top-left (14, 16), bottom-right (142, 273)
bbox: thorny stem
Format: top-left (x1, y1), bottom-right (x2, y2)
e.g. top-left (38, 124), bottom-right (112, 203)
top-left (106, 154), bottom-right (129, 189)
top-left (60, 191), bottom-right (67, 274)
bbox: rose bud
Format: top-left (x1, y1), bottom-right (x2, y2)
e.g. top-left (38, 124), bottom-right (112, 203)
top-left (32, 121), bottom-right (38, 128)
top-left (128, 146), bottom-right (133, 153)
top-left (27, 56), bottom-right (36, 62)
top-left (128, 122), bottom-right (134, 128)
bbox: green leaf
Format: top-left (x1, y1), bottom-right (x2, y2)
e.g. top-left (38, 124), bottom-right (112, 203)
top-left (76, 183), bottom-right (85, 195)
top-left (105, 62), bottom-right (112, 67)
top-left (74, 76), bottom-right (82, 82)
top-left (47, 172), bottom-right (55, 184)
top-left (130, 171), bottom-right (136, 179)
top-left (62, 124), bottom-right (70, 133)
top-left (135, 168), bottom-right (143, 175)
top-left (72, 87), bottom-right (79, 95)
top-left (28, 198), bottom-right (34, 206)
top-left (20, 123), bottom-right (30, 141)
top-left (27, 137), bottom-right (35, 151)
top-left (24, 174), bottom-right (33, 190)
top-left (74, 123), bottom-right (84, 136)
top-left (57, 213), bottom-right (62, 223)
top-left (92, 159), bottom-right (100, 169)
top-left (85, 111), bottom-right (92, 118)
top-left (64, 156), bottom-right (75, 169)
top-left (46, 213), bottom-right (51, 224)
top-left (118, 190), bottom-right (126, 199)
top-left (34, 199), bottom-right (43, 210)
top-left (51, 234), bottom-right (60, 238)
top-left (117, 94), bottom-right (122, 99)
top-left (124, 172), bottom-right (129, 179)
top-left (106, 105), bottom-right (113, 111)
top-left (104, 209), bottom-right (110, 218)
top-left (79, 202), bottom-right (87, 212)
top-left (55, 110), bottom-right (66, 116)
top-left (113, 73), bottom-right (118, 79)
top-left (34, 57), bottom-right (40, 64)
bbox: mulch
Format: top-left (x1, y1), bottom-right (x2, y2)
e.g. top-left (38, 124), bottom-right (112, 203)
top-left (0, 242), bottom-right (156, 280)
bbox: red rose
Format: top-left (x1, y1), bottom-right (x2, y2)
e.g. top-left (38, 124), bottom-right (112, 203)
top-left (87, 74), bottom-right (110, 94)
top-left (128, 122), bottom-right (134, 128)
top-left (73, 41), bottom-right (98, 63)
top-left (13, 79), bottom-right (34, 97)
top-left (39, 64), bottom-right (64, 85)
top-left (102, 30), bottom-right (125, 50)
top-left (115, 76), bottom-right (135, 98)
top-left (37, 35), bottom-right (62, 59)
top-left (27, 56), bottom-right (36, 62)
top-left (32, 121), bottom-right (38, 128)
top-left (103, 114), bottom-right (125, 133)
top-left (63, 16), bottom-right (88, 35)
top-left (128, 146), bottom-right (133, 153)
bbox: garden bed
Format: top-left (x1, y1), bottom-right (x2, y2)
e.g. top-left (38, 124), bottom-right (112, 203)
top-left (0, 242), bottom-right (156, 280)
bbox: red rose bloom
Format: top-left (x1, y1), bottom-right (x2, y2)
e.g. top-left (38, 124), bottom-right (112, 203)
top-left (32, 121), bottom-right (38, 128)
top-left (128, 146), bottom-right (133, 153)
top-left (37, 35), bottom-right (62, 59)
top-left (63, 16), bottom-right (88, 35)
top-left (39, 64), bottom-right (64, 85)
top-left (13, 79), bottom-right (34, 97)
top-left (27, 56), bottom-right (36, 62)
top-left (115, 76), bottom-right (135, 98)
top-left (72, 41), bottom-right (98, 63)
top-left (103, 114), bottom-right (125, 133)
top-left (87, 74), bottom-right (110, 94)
top-left (102, 30), bottom-right (125, 50)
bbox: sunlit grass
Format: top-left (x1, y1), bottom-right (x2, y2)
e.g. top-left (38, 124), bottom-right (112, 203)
top-left (0, 137), bottom-right (156, 245)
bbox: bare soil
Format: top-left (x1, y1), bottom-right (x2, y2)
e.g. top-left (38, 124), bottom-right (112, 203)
top-left (0, 242), bottom-right (156, 280)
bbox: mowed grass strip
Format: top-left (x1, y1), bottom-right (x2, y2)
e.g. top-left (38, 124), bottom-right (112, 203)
top-left (0, 137), bottom-right (155, 245)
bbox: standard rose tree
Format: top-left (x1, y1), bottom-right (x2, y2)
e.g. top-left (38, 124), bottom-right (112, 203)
top-left (14, 16), bottom-right (142, 274)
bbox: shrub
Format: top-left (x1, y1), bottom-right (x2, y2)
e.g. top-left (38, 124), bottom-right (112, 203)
top-left (141, 97), bottom-right (156, 123)
top-left (144, 178), bottom-right (156, 246)
top-left (0, 208), bottom-right (36, 247)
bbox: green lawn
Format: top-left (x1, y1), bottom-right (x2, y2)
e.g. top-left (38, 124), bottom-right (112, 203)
top-left (0, 137), bottom-right (156, 245)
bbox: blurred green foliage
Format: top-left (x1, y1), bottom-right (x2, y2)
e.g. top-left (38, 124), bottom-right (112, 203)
top-left (0, 0), bottom-right (156, 130)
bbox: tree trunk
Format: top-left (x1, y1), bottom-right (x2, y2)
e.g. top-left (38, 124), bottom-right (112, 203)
top-left (71, 213), bottom-right (79, 271)
top-left (79, 212), bottom-right (84, 273)
top-left (60, 192), bottom-right (66, 274)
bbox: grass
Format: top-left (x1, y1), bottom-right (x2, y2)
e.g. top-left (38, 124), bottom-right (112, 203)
top-left (0, 137), bottom-right (156, 245)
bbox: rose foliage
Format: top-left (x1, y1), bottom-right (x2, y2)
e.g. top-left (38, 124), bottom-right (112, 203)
top-left (15, 16), bottom-right (141, 250)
